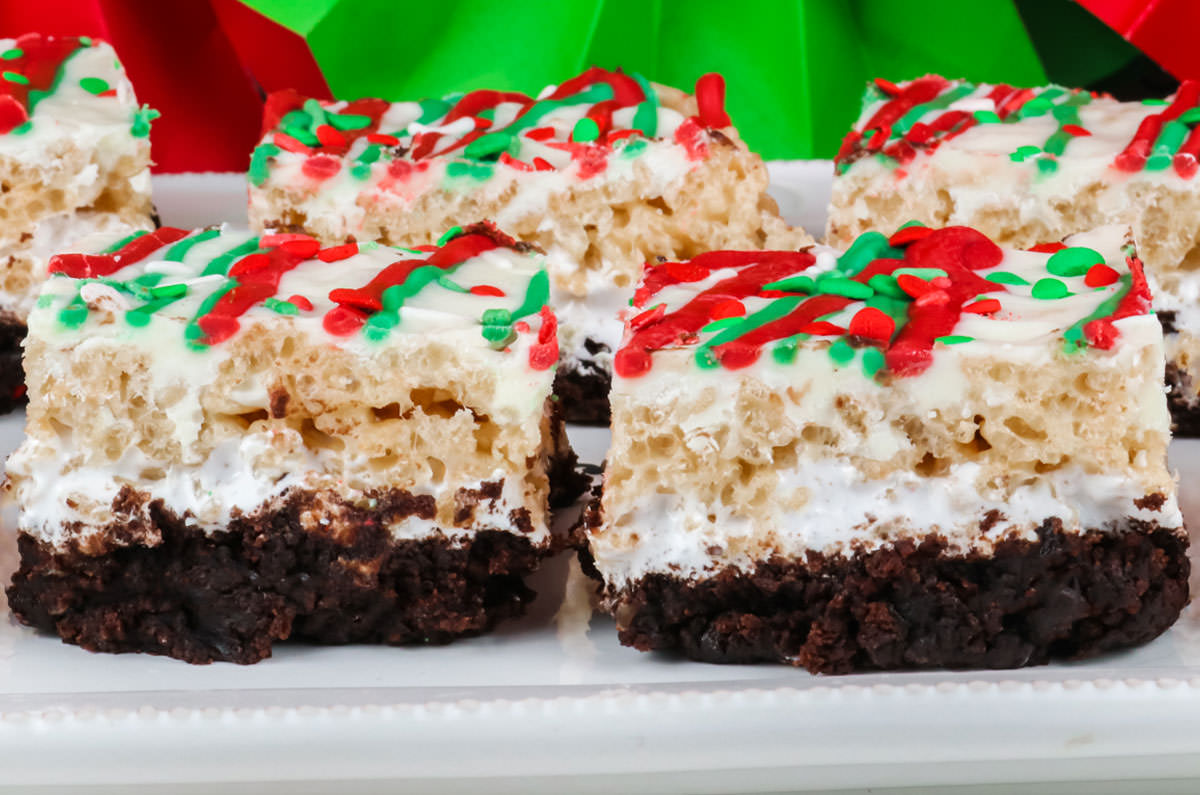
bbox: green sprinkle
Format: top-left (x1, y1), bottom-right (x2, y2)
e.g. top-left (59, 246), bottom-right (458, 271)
top-left (481, 307), bottom-right (512, 326)
top-left (572, 117), bottom-right (600, 143)
top-left (861, 346), bottom-right (885, 377)
top-left (59, 303), bottom-right (89, 328)
top-left (436, 276), bottom-right (467, 293)
top-left (867, 274), bottom-right (906, 299)
top-left (828, 338), bottom-right (856, 365)
top-left (985, 270), bottom-right (1030, 286)
top-left (1142, 98), bottom-right (1170, 106)
top-left (837, 231), bottom-right (900, 276)
top-left (1036, 156), bottom-right (1058, 175)
top-left (437, 226), bottom-right (464, 246)
top-left (1009, 145), bottom-right (1041, 162)
top-left (701, 317), bottom-right (744, 333)
top-left (301, 99), bottom-right (327, 128)
top-left (282, 125), bottom-right (320, 146)
top-left (465, 132), bottom-right (517, 160)
top-left (935, 335), bottom-right (973, 345)
top-left (350, 162), bottom-right (372, 180)
top-left (1, 49), bottom-right (21, 60)
top-left (79, 76), bottom-right (109, 95)
top-left (79, 36), bottom-right (92, 46)
top-left (124, 309), bottom-right (152, 327)
top-left (816, 276), bottom-right (873, 300)
top-left (771, 336), bottom-right (803, 364)
top-left (249, 142), bottom-right (281, 187)
top-left (131, 105), bottom-right (159, 138)
top-left (621, 138), bottom-right (647, 157)
top-left (893, 267), bottom-right (947, 281)
top-left (281, 109), bottom-right (313, 130)
top-left (326, 112), bottom-right (371, 131)
top-left (1046, 247), bottom-right (1103, 278)
top-left (631, 73), bottom-right (658, 137)
top-left (973, 110), bottom-right (1001, 124)
top-left (1031, 277), bottom-right (1071, 300)
top-left (2, 71), bottom-right (27, 85)
top-left (10, 121), bottom-right (30, 135)
top-left (446, 160), bottom-right (493, 181)
top-left (148, 283), bottom-right (188, 300)
top-left (265, 297), bottom-right (299, 315)
top-left (764, 275), bottom-right (815, 293)
top-left (1180, 107), bottom-right (1200, 125)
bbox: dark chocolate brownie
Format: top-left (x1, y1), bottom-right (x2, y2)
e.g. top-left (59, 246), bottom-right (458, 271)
top-left (605, 518), bottom-right (1189, 674)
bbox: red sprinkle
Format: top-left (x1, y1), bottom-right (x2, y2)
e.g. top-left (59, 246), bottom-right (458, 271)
top-left (367, 133), bottom-right (400, 146)
top-left (469, 284), bottom-right (506, 297)
top-left (888, 225), bottom-right (934, 247)
top-left (302, 154), bottom-right (341, 180)
top-left (847, 307), bottom-right (895, 341)
top-left (963, 298), bottom-right (1001, 314)
top-left (272, 132), bottom-right (311, 155)
top-left (288, 294), bottom-right (314, 311)
top-left (1062, 124), bottom-right (1091, 137)
top-left (799, 321), bottom-right (846, 336)
top-left (533, 157), bottom-right (554, 171)
top-left (524, 127), bottom-right (556, 141)
top-left (499, 152), bottom-right (532, 172)
top-left (315, 124), bottom-right (346, 148)
top-left (317, 243), bottom-right (359, 262)
top-left (1084, 264), bottom-right (1120, 287)
top-left (527, 307), bottom-right (559, 370)
top-left (280, 238), bottom-right (321, 258)
top-left (896, 273), bottom-right (934, 298)
top-left (1028, 242), bottom-right (1067, 253)
top-left (695, 72), bottom-right (732, 128)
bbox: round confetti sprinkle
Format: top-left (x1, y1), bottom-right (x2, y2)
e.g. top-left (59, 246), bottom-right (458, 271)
top-left (1031, 278), bottom-right (1071, 300)
top-left (1046, 247), bottom-right (1104, 278)
top-left (1084, 263), bottom-right (1121, 288)
top-left (861, 346), bottom-right (885, 377)
top-left (572, 117), bottom-right (600, 143)
top-left (79, 76), bottom-right (109, 95)
top-left (828, 338), bottom-right (856, 365)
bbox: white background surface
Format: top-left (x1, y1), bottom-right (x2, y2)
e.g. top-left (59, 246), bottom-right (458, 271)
top-left (0, 166), bottom-right (1198, 792)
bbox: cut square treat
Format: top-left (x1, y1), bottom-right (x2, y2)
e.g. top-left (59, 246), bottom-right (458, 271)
top-left (588, 223), bottom-right (1188, 673)
top-left (827, 76), bottom-right (1200, 433)
top-left (0, 33), bottom-right (157, 411)
top-left (247, 67), bottom-right (810, 423)
top-left (6, 223), bottom-right (577, 664)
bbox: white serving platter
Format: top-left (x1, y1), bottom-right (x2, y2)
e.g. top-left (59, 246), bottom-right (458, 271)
top-left (0, 166), bottom-right (1198, 793)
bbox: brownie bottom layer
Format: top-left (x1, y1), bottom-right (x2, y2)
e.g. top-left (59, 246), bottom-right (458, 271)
top-left (553, 342), bottom-right (612, 425)
top-left (8, 490), bottom-right (545, 664)
top-left (1165, 361), bottom-right (1200, 436)
top-left (606, 521), bottom-right (1189, 674)
top-left (0, 317), bottom-right (26, 413)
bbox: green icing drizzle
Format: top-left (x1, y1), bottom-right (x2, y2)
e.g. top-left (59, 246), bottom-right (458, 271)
top-left (164, 228), bottom-right (221, 262)
top-left (248, 143), bottom-right (281, 187)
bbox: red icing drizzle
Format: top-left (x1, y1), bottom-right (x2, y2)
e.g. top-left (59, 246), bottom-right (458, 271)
top-left (615, 227), bottom-right (1011, 380)
top-left (263, 68), bottom-right (733, 181)
top-left (197, 245), bottom-right (310, 345)
top-left (48, 228), bottom-right (189, 278)
top-left (0, 34), bottom-right (87, 134)
top-left (322, 229), bottom-right (502, 336)
top-left (1113, 81), bottom-right (1200, 173)
top-left (527, 306), bottom-right (558, 370)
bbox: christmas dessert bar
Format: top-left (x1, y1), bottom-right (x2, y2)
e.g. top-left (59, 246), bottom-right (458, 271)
top-left (247, 67), bottom-right (809, 423)
top-left (587, 223), bottom-right (1188, 673)
top-left (827, 76), bottom-right (1200, 433)
top-left (6, 223), bottom-right (577, 664)
top-left (0, 33), bottom-right (156, 410)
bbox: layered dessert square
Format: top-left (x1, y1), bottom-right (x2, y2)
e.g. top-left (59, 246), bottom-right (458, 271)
top-left (588, 223), bottom-right (1188, 673)
top-left (247, 67), bottom-right (809, 423)
top-left (0, 33), bottom-right (156, 410)
top-left (827, 76), bottom-right (1200, 433)
top-left (6, 223), bottom-right (577, 664)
